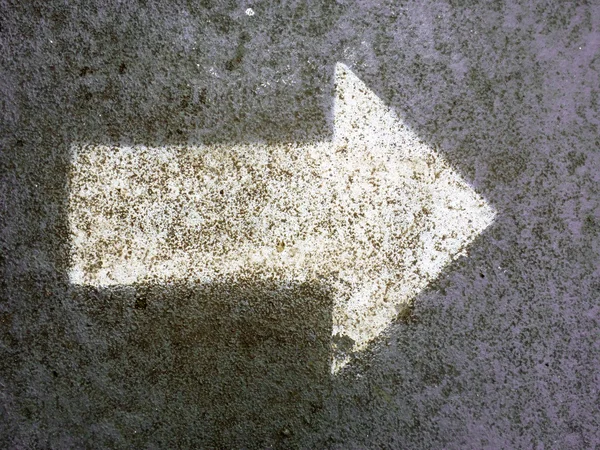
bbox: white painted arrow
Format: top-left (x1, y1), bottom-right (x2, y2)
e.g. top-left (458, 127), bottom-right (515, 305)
top-left (68, 63), bottom-right (495, 372)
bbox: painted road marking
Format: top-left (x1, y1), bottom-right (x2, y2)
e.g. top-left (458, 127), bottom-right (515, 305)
top-left (68, 63), bottom-right (495, 372)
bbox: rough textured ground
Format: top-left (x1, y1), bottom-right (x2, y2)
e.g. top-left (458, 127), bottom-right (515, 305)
top-left (1, 0), bottom-right (599, 449)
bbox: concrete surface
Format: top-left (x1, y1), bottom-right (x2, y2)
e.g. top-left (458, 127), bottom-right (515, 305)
top-left (1, 0), bottom-right (599, 448)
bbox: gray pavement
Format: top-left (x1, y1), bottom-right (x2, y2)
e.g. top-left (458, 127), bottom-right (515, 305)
top-left (1, 1), bottom-right (599, 448)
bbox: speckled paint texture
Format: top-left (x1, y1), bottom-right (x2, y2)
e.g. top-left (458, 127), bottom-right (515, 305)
top-left (1, 0), bottom-right (599, 449)
top-left (67, 63), bottom-right (494, 373)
